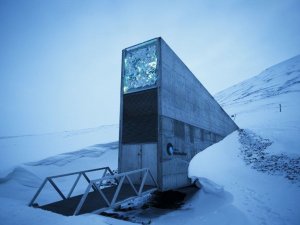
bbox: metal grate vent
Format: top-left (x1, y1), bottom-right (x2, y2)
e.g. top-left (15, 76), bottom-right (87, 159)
top-left (122, 89), bottom-right (158, 144)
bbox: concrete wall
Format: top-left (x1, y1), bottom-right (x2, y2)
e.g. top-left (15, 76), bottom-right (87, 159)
top-left (119, 37), bottom-right (238, 191)
top-left (158, 38), bottom-right (238, 190)
top-left (160, 38), bottom-right (237, 135)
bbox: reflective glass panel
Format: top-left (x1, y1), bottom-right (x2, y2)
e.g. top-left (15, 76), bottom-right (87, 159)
top-left (123, 42), bottom-right (158, 93)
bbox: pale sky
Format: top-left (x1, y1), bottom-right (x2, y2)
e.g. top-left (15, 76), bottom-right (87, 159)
top-left (1, 0), bottom-right (300, 136)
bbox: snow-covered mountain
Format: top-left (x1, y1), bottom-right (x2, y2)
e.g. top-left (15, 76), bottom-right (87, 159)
top-left (0, 55), bottom-right (300, 225)
top-left (215, 55), bottom-right (300, 106)
top-left (215, 55), bottom-right (300, 156)
top-left (214, 55), bottom-right (300, 176)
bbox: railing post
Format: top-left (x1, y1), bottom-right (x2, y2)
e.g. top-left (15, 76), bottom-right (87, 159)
top-left (101, 168), bottom-right (107, 178)
top-left (82, 172), bottom-right (97, 192)
top-left (67, 173), bottom-right (82, 199)
top-left (110, 175), bottom-right (125, 206)
top-left (28, 178), bottom-right (48, 206)
top-left (125, 175), bottom-right (138, 195)
top-left (148, 169), bottom-right (158, 187)
top-left (138, 169), bottom-right (148, 196)
top-left (48, 178), bottom-right (66, 200)
top-left (93, 182), bottom-right (110, 207)
top-left (73, 183), bottom-right (92, 215)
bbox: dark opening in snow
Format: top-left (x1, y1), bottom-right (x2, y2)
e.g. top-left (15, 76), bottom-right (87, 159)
top-left (149, 190), bottom-right (186, 209)
top-left (99, 186), bottom-right (199, 224)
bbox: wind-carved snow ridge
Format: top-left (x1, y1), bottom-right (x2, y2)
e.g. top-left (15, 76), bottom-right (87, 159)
top-left (239, 129), bottom-right (300, 183)
top-left (26, 141), bottom-right (118, 167)
top-left (0, 166), bottom-right (41, 188)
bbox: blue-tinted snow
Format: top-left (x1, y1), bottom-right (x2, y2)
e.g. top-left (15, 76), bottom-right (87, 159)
top-left (0, 124), bottom-right (118, 171)
top-left (189, 55), bottom-right (300, 225)
top-left (1, 55), bottom-right (300, 225)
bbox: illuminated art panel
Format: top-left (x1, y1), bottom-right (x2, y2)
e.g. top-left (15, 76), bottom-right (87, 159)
top-left (123, 41), bottom-right (158, 93)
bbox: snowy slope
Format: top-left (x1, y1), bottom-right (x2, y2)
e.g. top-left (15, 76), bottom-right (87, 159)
top-left (215, 55), bottom-right (300, 156)
top-left (0, 124), bottom-right (118, 173)
top-left (189, 55), bottom-right (300, 225)
top-left (0, 55), bottom-right (300, 225)
top-left (0, 141), bottom-right (122, 225)
top-left (189, 133), bottom-right (300, 225)
top-left (215, 55), bottom-right (300, 106)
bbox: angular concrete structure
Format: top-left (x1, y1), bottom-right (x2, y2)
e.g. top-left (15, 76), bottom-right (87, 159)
top-left (119, 37), bottom-right (238, 191)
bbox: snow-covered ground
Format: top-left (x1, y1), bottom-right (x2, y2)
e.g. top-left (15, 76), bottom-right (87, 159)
top-left (188, 55), bottom-right (300, 225)
top-left (0, 55), bottom-right (299, 225)
top-left (0, 125), bottom-right (120, 225)
top-left (0, 140), bottom-right (124, 225)
top-left (0, 124), bottom-right (118, 173)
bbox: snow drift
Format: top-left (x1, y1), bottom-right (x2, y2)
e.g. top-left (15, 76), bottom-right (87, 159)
top-left (189, 55), bottom-right (300, 225)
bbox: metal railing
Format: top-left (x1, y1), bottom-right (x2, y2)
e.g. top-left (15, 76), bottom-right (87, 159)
top-left (28, 167), bottom-right (114, 207)
top-left (29, 167), bottom-right (158, 216)
top-left (74, 168), bottom-right (157, 215)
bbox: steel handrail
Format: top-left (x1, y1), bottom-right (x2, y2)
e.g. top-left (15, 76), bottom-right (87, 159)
top-left (29, 167), bottom-right (158, 216)
top-left (28, 167), bottom-right (113, 207)
top-left (73, 167), bottom-right (158, 215)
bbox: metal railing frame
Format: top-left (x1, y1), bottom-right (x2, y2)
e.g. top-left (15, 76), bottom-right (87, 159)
top-left (73, 168), bottom-right (158, 215)
top-left (29, 167), bottom-right (158, 216)
top-left (28, 167), bottom-right (114, 207)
